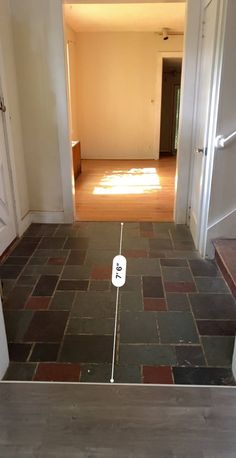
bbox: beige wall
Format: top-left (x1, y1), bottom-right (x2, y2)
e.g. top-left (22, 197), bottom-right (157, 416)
top-left (74, 32), bottom-right (183, 159)
top-left (65, 24), bottom-right (79, 141)
top-left (10, 0), bottom-right (65, 213)
top-left (0, 0), bottom-right (29, 224)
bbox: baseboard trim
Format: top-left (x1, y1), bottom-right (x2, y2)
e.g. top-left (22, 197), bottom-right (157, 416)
top-left (31, 211), bottom-right (65, 224)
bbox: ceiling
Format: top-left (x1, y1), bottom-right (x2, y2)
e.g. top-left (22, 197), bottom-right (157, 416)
top-left (64, 3), bottom-right (186, 33)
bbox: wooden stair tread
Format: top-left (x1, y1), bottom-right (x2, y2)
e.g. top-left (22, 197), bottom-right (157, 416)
top-left (214, 239), bottom-right (236, 298)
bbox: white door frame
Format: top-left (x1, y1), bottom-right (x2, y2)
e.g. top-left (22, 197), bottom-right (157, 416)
top-left (154, 51), bottom-right (183, 160)
top-left (59, 0), bottom-right (226, 239)
top-left (187, 0), bottom-right (228, 257)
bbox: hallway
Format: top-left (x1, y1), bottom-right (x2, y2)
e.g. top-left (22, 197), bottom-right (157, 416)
top-left (0, 222), bottom-right (235, 385)
top-left (75, 157), bottom-right (176, 221)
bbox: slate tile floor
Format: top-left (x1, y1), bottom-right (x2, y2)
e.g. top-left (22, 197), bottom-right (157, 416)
top-left (1, 222), bottom-right (236, 386)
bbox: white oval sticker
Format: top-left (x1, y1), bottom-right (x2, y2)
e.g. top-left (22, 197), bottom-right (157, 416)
top-left (112, 255), bottom-right (127, 288)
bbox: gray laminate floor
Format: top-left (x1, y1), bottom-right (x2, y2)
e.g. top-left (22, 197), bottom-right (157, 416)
top-left (0, 382), bottom-right (236, 457)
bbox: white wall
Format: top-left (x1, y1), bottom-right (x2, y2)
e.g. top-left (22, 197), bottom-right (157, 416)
top-left (0, 0), bottom-right (30, 233)
top-left (207, 0), bottom-right (236, 249)
top-left (0, 296), bottom-right (9, 379)
top-left (10, 0), bottom-right (73, 221)
top-left (65, 24), bottom-right (80, 141)
top-left (75, 32), bottom-right (183, 159)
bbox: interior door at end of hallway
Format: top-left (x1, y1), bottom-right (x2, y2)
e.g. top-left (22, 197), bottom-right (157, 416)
top-left (189, 0), bottom-right (219, 248)
top-left (0, 94), bottom-right (16, 255)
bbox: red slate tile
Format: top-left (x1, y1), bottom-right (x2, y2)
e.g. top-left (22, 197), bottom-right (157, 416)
top-left (143, 366), bottom-right (173, 384)
top-left (164, 282), bottom-right (196, 293)
top-left (91, 265), bottom-right (112, 280)
top-left (144, 298), bottom-right (167, 311)
top-left (123, 250), bottom-right (148, 258)
top-left (47, 257), bottom-right (65, 265)
top-left (34, 363), bottom-right (81, 382)
top-left (25, 296), bottom-right (50, 310)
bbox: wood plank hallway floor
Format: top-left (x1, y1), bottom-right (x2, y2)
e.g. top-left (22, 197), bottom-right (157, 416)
top-left (75, 157), bottom-right (176, 221)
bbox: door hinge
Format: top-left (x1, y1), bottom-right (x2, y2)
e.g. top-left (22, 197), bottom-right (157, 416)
top-left (187, 206), bottom-right (191, 223)
top-left (204, 147), bottom-right (208, 156)
top-left (0, 95), bottom-right (6, 113)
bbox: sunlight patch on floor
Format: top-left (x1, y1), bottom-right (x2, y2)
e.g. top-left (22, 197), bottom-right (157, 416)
top-left (93, 167), bottom-right (162, 195)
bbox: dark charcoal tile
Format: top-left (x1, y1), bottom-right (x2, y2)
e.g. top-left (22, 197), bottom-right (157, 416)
top-left (4, 363), bottom-right (36, 381)
top-left (61, 265), bottom-right (91, 280)
top-left (127, 259), bottom-right (161, 276)
top-left (32, 275), bottom-right (58, 297)
top-left (120, 312), bottom-right (158, 344)
top-left (140, 222), bottom-right (153, 232)
top-left (170, 226), bottom-right (193, 241)
top-left (17, 275), bottom-right (39, 287)
top-left (66, 318), bottom-right (114, 335)
top-left (123, 250), bottom-right (148, 258)
top-left (195, 277), bottom-right (229, 293)
top-left (119, 344), bottom-right (177, 365)
top-left (64, 237), bottom-right (89, 249)
top-left (164, 250), bottom-right (200, 260)
top-left (172, 240), bottom-right (195, 250)
top-left (144, 298), bottom-right (167, 311)
top-left (4, 286), bottom-right (33, 310)
top-left (34, 363), bottom-right (81, 381)
top-left (189, 293), bottom-right (236, 319)
top-left (122, 237), bottom-right (148, 251)
top-left (38, 237), bottom-right (66, 249)
top-left (161, 267), bottom-right (193, 283)
top-left (164, 282), bottom-right (196, 293)
top-left (72, 291), bottom-right (116, 318)
top-left (173, 367), bottom-right (235, 386)
top-left (91, 265), bottom-right (112, 280)
top-left (201, 336), bottom-right (235, 367)
top-left (89, 280), bottom-right (111, 291)
top-left (143, 366), bottom-right (173, 384)
top-left (25, 297), bottom-right (50, 310)
top-left (24, 311), bottom-right (69, 342)
top-left (33, 249), bottom-right (69, 259)
top-left (197, 320), bottom-right (236, 336)
top-left (166, 293), bottom-right (190, 311)
top-left (8, 343), bottom-right (32, 362)
top-left (149, 239), bottom-right (173, 251)
top-left (89, 238), bottom-right (119, 250)
top-left (80, 364), bottom-right (141, 383)
top-left (85, 249), bottom-right (116, 266)
top-left (60, 335), bottom-right (113, 363)
top-left (175, 346), bottom-right (206, 367)
top-left (23, 265), bottom-right (63, 276)
top-left (120, 276), bottom-right (141, 291)
top-left (157, 312), bottom-right (199, 344)
top-left (1, 280), bottom-right (16, 299)
top-left (24, 223), bottom-right (58, 237)
top-left (57, 280), bottom-right (89, 291)
top-left (120, 291), bottom-right (143, 311)
top-left (143, 276), bottom-right (164, 298)
top-left (10, 239), bottom-right (39, 257)
top-left (153, 222), bottom-right (174, 233)
top-left (66, 250), bottom-right (86, 265)
top-left (30, 343), bottom-right (60, 362)
top-left (49, 291), bottom-right (76, 310)
top-left (3, 311), bottom-right (34, 342)
top-left (4, 257), bottom-right (29, 265)
top-left (47, 257), bottom-right (65, 265)
top-left (0, 264), bottom-right (24, 279)
top-left (149, 251), bottom-right (166, 259)
top-left (189, 259), bottom-right (219, 277)
top-left (28, 257), bottom-right (48, 265)
top-left (160, 258), bottom-right (188, 267)
top-left (54, 226), bottom-right (79, 237)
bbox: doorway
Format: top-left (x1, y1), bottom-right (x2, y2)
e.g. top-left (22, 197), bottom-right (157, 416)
top-left (159, 58), bottom-right (182, 158)
top-left (63, 3), bottom-right (186, 222)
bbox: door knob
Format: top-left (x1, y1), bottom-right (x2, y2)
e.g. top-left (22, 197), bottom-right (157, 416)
top-left (195, 148), bottom-right (204, 154)
top-left (0, 96), bottom-right (6, 113)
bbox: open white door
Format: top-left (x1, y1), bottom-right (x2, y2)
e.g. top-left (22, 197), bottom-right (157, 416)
top-left (189, 0), bottom-right (224, 253)
top-left (0, 79), bottom-right (16, 255)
